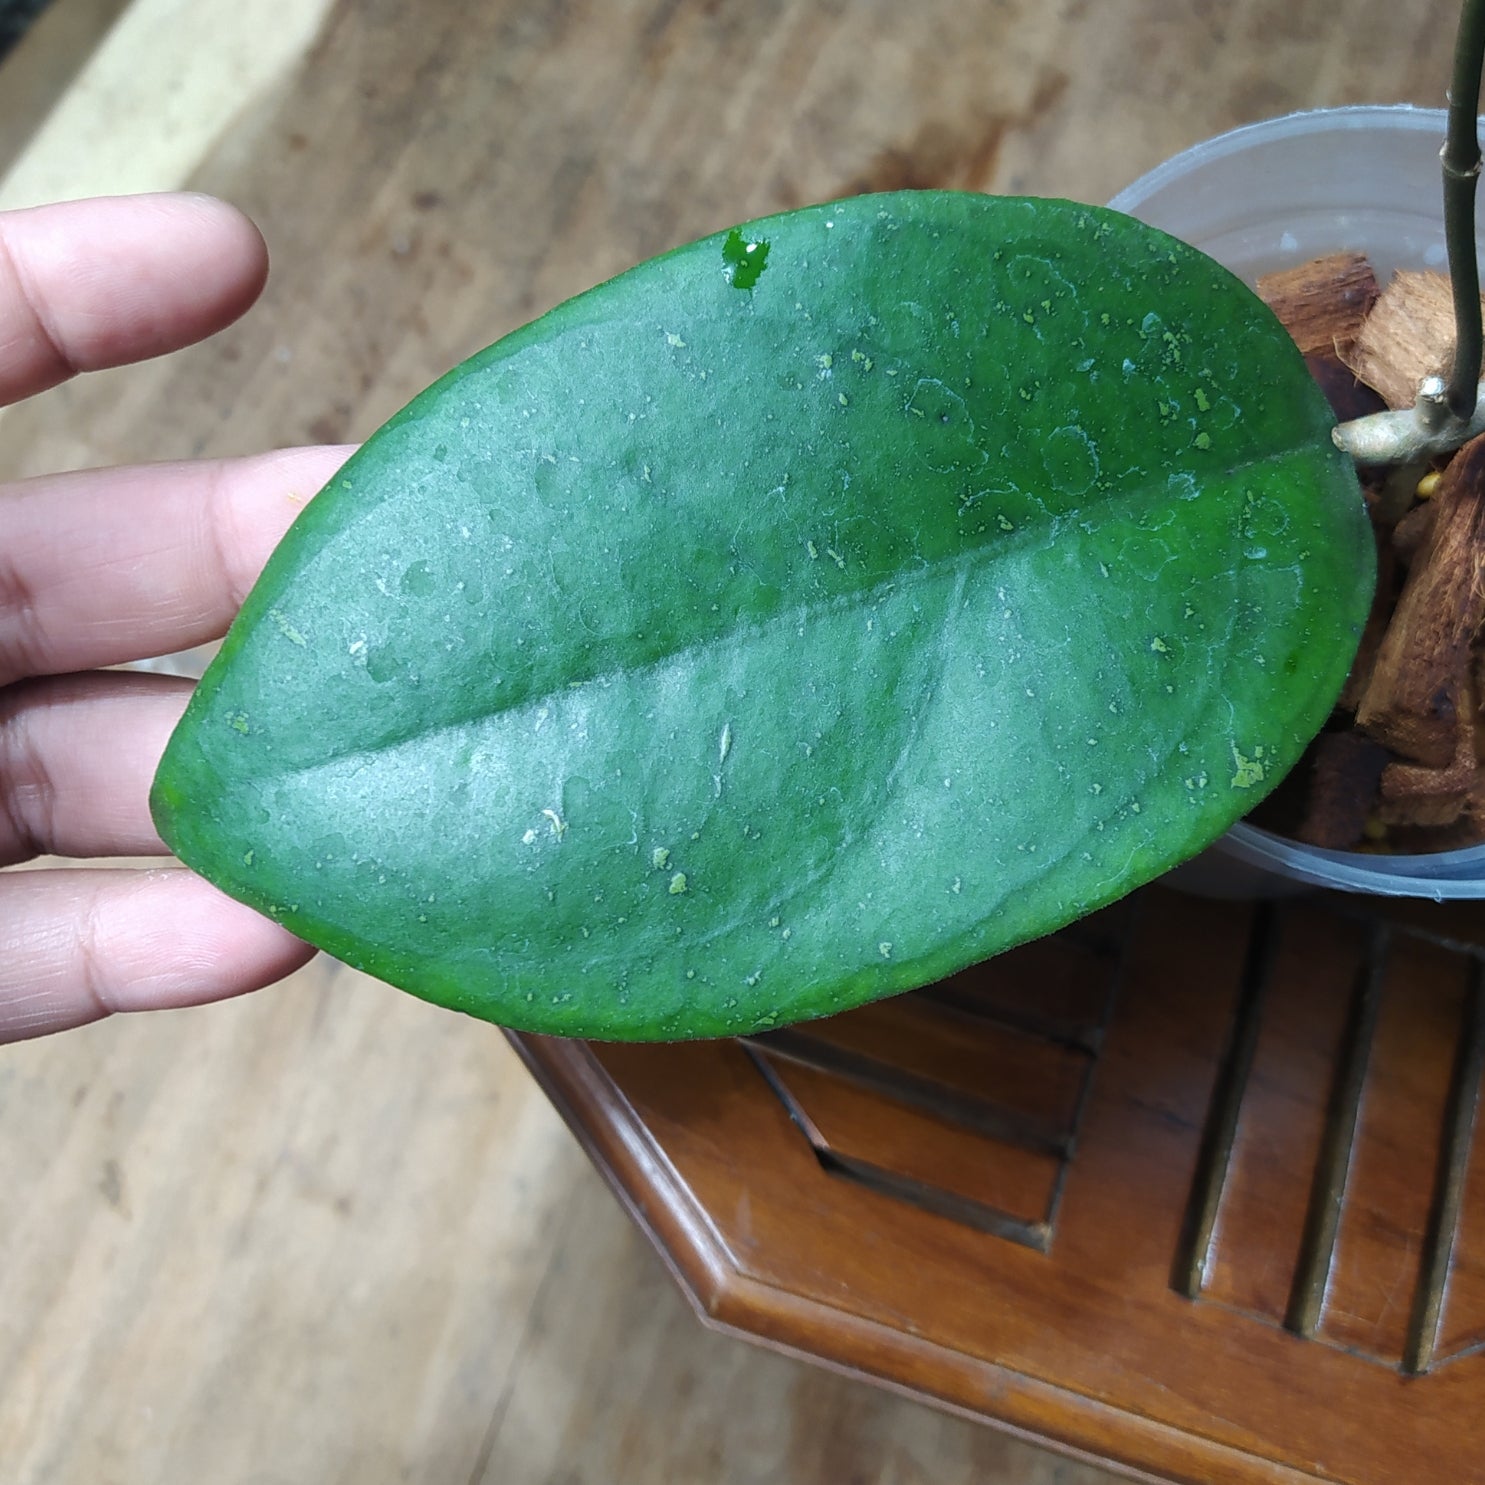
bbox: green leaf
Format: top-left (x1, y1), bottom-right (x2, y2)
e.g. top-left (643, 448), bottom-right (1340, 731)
top-left (151, 192), bottom-right (1372, 1039)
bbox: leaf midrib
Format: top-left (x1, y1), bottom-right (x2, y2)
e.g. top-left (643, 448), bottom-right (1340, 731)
top-left (246, 435), bottom-right (1330, 782)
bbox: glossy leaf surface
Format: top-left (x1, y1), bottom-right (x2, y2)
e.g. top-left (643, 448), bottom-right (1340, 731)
top-left (152, 192), bottom-right (1372, 1038)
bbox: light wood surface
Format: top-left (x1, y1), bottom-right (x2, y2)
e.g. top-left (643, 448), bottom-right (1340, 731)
top-left (0, 0), bottom-right (130, 181)
top-left (0, 2), bottom-right (1465, 1482)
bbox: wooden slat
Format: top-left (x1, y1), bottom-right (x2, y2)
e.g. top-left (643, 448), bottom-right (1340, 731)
top-left (1317, 935), bottom-right (1464, 1361)
top-left (1195, 909), bottom-right (1360, 1319)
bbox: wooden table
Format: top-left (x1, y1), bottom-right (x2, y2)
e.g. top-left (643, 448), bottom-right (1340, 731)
top-left (517, 885), bottom-right (1485, 1483)
top-left (0, 2), bottom-right (1472, 1482)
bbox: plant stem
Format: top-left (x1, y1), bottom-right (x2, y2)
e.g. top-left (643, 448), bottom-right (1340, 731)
top-left (1444, 0), bottom-right (1485, 421)
top-left (1335, 0), bottom-right (1485, 461)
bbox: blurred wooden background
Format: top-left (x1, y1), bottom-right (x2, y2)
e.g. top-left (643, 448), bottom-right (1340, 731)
top-left (0, 1), bottom-right (1464, 1481)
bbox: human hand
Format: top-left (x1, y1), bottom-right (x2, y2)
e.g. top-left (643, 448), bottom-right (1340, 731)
top-left (0, 193), bottom-right (351, 1042)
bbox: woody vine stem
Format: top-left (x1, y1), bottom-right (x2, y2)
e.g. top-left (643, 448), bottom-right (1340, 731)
top-left (1444, 0), bottom-right (1485, 416)
top-left (1334, 0), bottom-right (1485, 463)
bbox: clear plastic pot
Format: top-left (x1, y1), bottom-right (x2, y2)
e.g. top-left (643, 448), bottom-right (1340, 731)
top-left (1109, 106), bottom-right (1485, 900)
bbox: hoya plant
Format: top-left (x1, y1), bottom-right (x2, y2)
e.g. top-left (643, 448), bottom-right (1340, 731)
top-left (150, 11), bottom-right (1485, 1041)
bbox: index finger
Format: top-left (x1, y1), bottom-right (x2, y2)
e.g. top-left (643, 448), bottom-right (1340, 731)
top-left (0, 193), bottom-right (268, 406)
